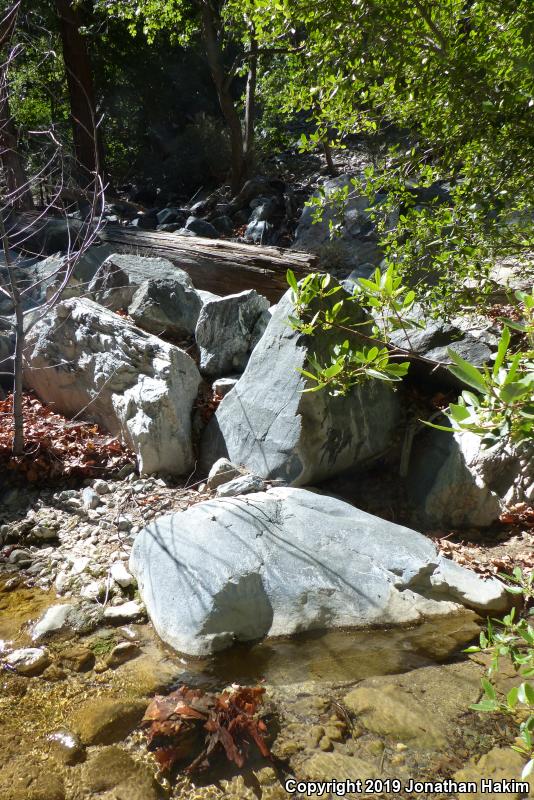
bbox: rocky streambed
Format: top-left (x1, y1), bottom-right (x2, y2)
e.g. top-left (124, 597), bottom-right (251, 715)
top-left (0, 575), bottom-right (526, 800)
top-left (1, 492), bottom-right (532, 800)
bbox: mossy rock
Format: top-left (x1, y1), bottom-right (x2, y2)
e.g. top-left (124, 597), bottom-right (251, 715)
top-left (69, 697), bottom-right (146, 745)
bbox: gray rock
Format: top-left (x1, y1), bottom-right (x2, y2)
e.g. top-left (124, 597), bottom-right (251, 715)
top-left (408, 427), bottom-right (533, 528)
top-left (201, 285), bottom-right (400, 485)
top-left (4, 647), bottom-right (50, 675)
top-left (88, 253), bottom-right (200, 313)
top-left (206, 457), bottom-right (242, 489)
top-left (215, 473), bottom-right (265, 497)
top-left (210, 215), bottom-right (234, 235)
top-left (184, 216), bottom-right (219, 238)
top-left (157, 222), bottom-right (184, 232)
top-left (198, 289), bottom-right (222, 305)
top-left (32, 604), bottom-right (76, 640)
top-left (229, 176), bottom-right (278, 212)
top-left (212, 376), bottom-right (240, 398)
top-left (156, 207), bottom-right (183, 226)
top-left (195, 289), bottom-right (270, 377)
top-left (24, 298), bottom-right (201, 475)
top-left (131, 213), bottom-right (157, 230)
top-left (110, 562), bottom-right (133, 588)
top-left (130, 487), bottom-right (509, 656)
top-left (0, 317), bottom-right (14, 383)
top-left (92, 479), bottom-right (110, 495)
top-left (103, 601), bottom-right (144, 622)
top-left (82, 487), bottom-right (101, 510)
top-left (291, 175), bottom-right (388, 269)
top-left (389, 314), bottom-right (497, 368)
top-left (128, 277), bottom-right (202, 338)
top-left (173, 228), bottom-right (197, 237)
top-left (244, 219), bottom-right (274, 244)
top-left (19, 245), bottom-right (115, 308)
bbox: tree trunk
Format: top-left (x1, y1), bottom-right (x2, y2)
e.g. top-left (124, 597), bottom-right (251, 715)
top-left (0, 210), bottom-right (24, 454)
top-left (0, 1), bottom-right (33, 210)
top-left (55, 0), bottom-right (103, 186)
top-left (243, 34), bottom-right (257, 174)
top-left (322, 137), bottom-right (337, 176)
top-left (199, 0), bottom-right (246, 194)
top-left (0, 88), bottom-right (34, 210)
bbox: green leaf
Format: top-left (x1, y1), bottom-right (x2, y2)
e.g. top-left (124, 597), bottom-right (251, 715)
top-left (470, 700), bottom-right (499, 712)
top-left (507, 687), bottom-right (519, 708)
top-left (447, 349), bottom-right (487, 393)
top-left (481, 678), bottom-right (496, 700)
top-left (286, 269), bottom-right (298, 294)
top-left (492, 327), bottom-right (511, 378)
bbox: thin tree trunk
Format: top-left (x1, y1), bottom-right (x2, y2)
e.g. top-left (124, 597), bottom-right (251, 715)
top-left (0, 81), bottom-right (33, 209)
top-left (0, 209), bottom-right (23, 454)
top-left (55, 0), bottom-right (103, 185)
top-left (243, 34), bottom-right (257, 174)
top-left (199, 0), bottom-right (246, 194)
top-left (322, 137), bottom-right (336, 176)
top-left (0, 96), bottom-right (33, 210)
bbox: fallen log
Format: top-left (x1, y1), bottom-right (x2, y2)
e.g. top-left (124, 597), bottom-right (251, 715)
top-left (100, 225), bottom-right (318, 302)
top-left (10, 213), bottom-right (318, 302)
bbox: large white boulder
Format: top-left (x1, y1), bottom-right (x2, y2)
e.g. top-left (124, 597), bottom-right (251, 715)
top-left (201, 285), bottom-right (400, 485)
top-left (24, 298), bottom-right (201, 475)
top-left (130, 487), bottom-right (509, 656)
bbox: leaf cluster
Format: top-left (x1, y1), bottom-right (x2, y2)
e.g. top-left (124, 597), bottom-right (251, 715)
top-left (465, 568), bottom-right (534, 780)
top-left (142, 683), bottom-right (271, 773)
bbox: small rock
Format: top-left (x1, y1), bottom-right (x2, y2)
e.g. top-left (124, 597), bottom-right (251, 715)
top-left (8, 548), bottom-right (32, 564)
top-left (58, 644), bottom-right (95, 672)
top-left (215, 473), bottom-right (265, 497)
top-left (206, 457), bottom-right (242, 490)
top-left (103, 601), bottom-right (144, 622)
top-left (82, 487), bottom-right (101, 510)
top-left (70, 556), bottom-right (90, 576)
top-left (80, 746), bottom-right (160, 799)
top-left (92, 479), bottom-right (110, 495)
top-left (185, 216), bottom-right (218, 238)
top-left (47, 729), bottom-right (86, 765)
top-left (32, 524), bottom-right (58, 541)
top-left (80, 580), bottom-right (107, 601)
top-left (32, 604), bottom-right (75, 641)
top-left (110, 561), bottom-right (134, 588)
top-left (105, 641), bottom-right (141, 668)
top-left (116, 515), bottom-right (132, 532)
top-left (4, 647), bottom-right (50, 675)
top-left (213, 376), bottom-right (240, 398)
top-left (70, 697), bottom-right (147, 745)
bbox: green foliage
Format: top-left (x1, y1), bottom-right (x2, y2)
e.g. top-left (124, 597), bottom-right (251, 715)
top-left (465, 569), bottom-right (534, 780)
top-left (251, 0), bottom-right (534, 316)
top-left (288, 268), bottom-right (533, 446)
top-left (287, 268), bottom-right (410, 392)
top-left (425, 294), bottom-right (534, 445)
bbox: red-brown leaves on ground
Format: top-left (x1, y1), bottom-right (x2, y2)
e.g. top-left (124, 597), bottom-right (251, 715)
top-left (142, 684), bottom-right (271, 774)
top-left (0, 392), bottom-right (134, 483)
top-left (499, 503), bottom-right (534, 528)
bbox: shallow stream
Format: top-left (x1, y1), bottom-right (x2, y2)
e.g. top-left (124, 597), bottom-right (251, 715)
top-left (0, 580), bottom-right (526, 800)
